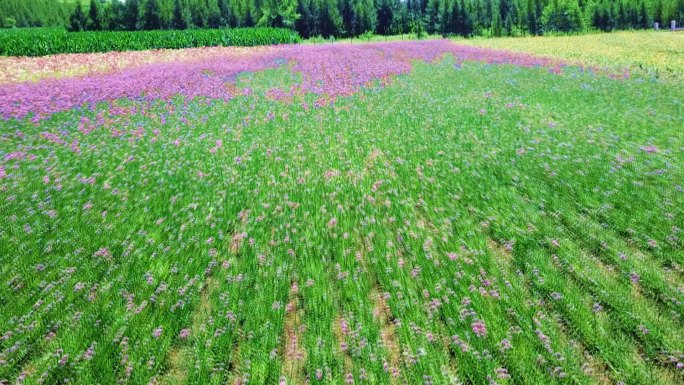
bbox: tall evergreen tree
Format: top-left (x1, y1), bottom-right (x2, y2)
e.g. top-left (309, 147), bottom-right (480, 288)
top-left (88, 0), bottom-right (101, 31)
top-left (144, 0), bottom-right (163, 30)
top-left (69, 2), bottom-right (88, 31)
top-left (259, 0), bottom-right (299, 27)
top-left (3, 0), bottom-right (679, 38)
top-left (377, 0), bottom-right (396, 35)
top-left (218, 0), bottom-right (233, 25)
top-left (173, 0), bottom-right (192, 29)
top-left (542, 0), bottom-right (584, 32)
top-left (124, 0), bottom-right (140, 30)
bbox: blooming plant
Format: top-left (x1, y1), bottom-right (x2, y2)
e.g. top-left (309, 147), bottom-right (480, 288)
top-left (0, 37), bottom-right (683, 385)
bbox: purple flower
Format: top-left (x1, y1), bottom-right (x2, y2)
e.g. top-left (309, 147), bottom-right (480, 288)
top-left (471, 320), bottom-right (487, 338)
top-left (179, 328), bottom-right (190, 339)
top-left (640, 145), bottom-right (659, 153)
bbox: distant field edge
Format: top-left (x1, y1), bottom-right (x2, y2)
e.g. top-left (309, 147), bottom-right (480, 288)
top-left (0, 27), bottom-right (302, 57)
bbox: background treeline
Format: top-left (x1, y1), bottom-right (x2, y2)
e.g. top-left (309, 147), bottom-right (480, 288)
top-left (2, 0), bottom-right (684, 37)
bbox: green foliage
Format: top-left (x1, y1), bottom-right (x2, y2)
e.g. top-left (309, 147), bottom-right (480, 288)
top-left (359, 29), bottom-right (374, 41)
top-left (172, 0), bottom-right (192, 29)
top-left (542, 0), bottom-right (584, 32)
top-left (0, 0), bottom-right (72, 28)
top-left (0, 27), bottom-right (301, 57)
top-left (69, 2), bottom-right (88, 32)
top-left (258, 0), bottom-right (300, 28)
top-left (411, 17), bottom-right (427, 38)
top-left (144, 0), bottom-right (163, 29)
top-left (1, 42), bottom-right (683, 385)
top-left (2, 17), bottom-right (17, 29)
top-left (88, 0), bottom-right (101, 31)
top-left (2, 0), bottom-right (684, 39)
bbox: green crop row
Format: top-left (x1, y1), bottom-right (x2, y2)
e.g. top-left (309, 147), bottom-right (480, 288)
top-left (0, 27), bottom-right (301, 57)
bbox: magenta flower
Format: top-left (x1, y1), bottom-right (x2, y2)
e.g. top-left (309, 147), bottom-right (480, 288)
top-left (640, 145), bottom-right (659, 153)
top-left (471, 320), bottom-right (487, 338)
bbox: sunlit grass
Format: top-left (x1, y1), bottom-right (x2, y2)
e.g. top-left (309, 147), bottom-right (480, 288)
top-left (456, 31), bottom-right (684, 81)
top-left (1, 43), bottom-right (683, 385)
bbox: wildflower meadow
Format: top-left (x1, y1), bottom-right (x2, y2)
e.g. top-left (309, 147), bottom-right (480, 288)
top-left (0, 36), bottom-right (683, 385)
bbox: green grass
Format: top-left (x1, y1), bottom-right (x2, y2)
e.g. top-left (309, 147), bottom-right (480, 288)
top-left (1, 55), bottom-right (683, 385)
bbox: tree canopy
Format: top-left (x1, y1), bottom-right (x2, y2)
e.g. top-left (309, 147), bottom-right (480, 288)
top-left (2, 0), bottom-right (684, 37)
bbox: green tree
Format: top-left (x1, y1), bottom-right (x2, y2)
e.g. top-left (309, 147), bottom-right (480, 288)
top-left (173, 0), bottom-right (192, 28)
top-left (125, 0), bottom-right (141, 30)
top-left (426, 0), bottom-right (444, 34)
top-left (144, 0), bottom-right (163, 30)
top-left (377, 0), bottom-right (396, 35)
top-left (353, 0), bottom-right (377, 35)
top-left (309, 0), bottom-right (344, 37)
top-left (218, 0), bottom-right (233, 25)
top-left (638, 1), bottom-right (652, 27)
top-left (3, 16), bottom-right (17, 28)
top-left (528, 0), bottom-right (543, 34)
top-left (88, 0), bottom-right (101, 31)
top-left (259, 0), bottom-right (299, 27)
top-left (190, 0), bottom-right (209, 27)
top-left (542, 0), bottom-right (584, 32)
top-left (69, 2), bottom-right (88, 31)
top-left (107, 0), bottom-right (128, 30)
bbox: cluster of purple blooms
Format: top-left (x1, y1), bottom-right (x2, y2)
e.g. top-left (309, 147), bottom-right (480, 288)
top-left (0, 40), bottom-right (569, 121)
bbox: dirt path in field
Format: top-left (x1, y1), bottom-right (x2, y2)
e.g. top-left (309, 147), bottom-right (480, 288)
top-left (281, 280), bottom-right (306, 384)
top-left (356, 233), bottom-right (404, 383)
top-left (371, 288), bottom-right (402, 383)
top-left (333, 314), bottom-right (355, 376)
top-left (158, 274), bottom-right (217, 385)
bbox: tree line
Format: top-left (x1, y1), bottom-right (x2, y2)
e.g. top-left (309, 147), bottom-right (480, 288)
top-left (2, 0), bottom-right (684, 37)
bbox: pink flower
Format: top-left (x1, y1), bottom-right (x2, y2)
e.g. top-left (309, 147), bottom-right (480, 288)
top-left (471, 320), bottom-right (487, 337)
top-left (345, 373), bottom-right (354, 384)
top-left (152, 326), bottom-right (163, 339)
top-left (179, 329), bottom-right (190, 339)
top-left (93, 248), bottom-right (112, 259)
top-left (640, 145), bottom-right (659, 153)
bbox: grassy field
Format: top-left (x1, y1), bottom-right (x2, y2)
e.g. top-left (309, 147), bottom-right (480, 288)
top-left (458, 31), bottom-right (684, 81)
top-left (0, 34), bottom-right (683, 385)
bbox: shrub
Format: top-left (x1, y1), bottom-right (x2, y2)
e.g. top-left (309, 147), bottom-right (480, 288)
top-left (2, 17), bottom-right (17, 29)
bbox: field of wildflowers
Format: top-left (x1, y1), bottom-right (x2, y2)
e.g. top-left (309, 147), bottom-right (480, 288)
top-left (0, 36), bottom-right (683, 385)
top-left (458, 31), bottom-right (684, 82)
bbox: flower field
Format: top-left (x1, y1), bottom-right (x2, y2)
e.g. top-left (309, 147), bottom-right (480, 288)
top-left (458, 31), bottom-right (684, 82)
top-left (0, 37), bottom-right (683, 385)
